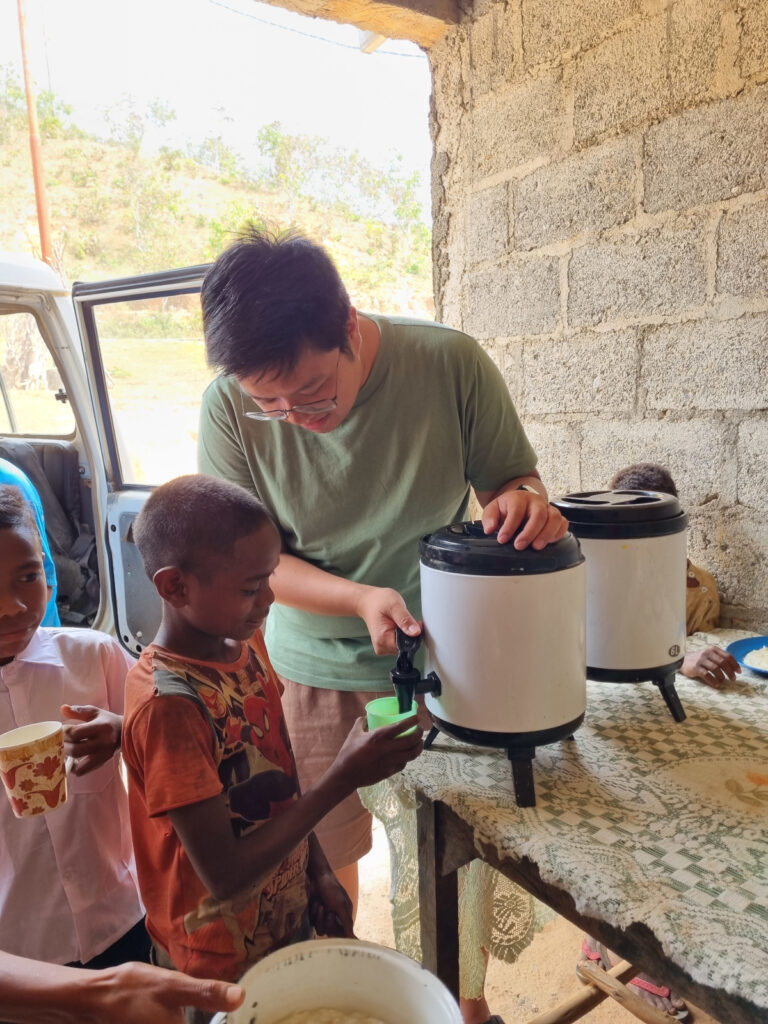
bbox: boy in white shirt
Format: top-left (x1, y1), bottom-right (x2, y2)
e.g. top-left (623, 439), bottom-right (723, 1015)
top-left (0, 484), bottom-right (146, 971)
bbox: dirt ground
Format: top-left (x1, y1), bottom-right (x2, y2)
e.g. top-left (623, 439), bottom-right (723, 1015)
top-left (355, 819), bottom-right (721, 1024)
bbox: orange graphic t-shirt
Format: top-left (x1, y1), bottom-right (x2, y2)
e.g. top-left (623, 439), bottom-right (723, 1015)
top-left (122, 632), bottom-right (309, 981)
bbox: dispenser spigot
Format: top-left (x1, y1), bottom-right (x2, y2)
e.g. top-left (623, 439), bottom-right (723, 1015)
top-left (391, 628), bottom-right (441, 713)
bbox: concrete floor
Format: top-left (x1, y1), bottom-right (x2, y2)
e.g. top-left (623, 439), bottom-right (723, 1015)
top-left (355, 819), bottom-right (721, 1024)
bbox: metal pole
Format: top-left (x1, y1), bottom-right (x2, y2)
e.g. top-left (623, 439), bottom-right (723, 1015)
top-left (17, 0), bottom-right (53, 265)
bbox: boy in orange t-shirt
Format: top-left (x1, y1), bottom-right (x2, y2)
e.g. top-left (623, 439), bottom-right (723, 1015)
top-left (121, 475), bottom-right (421, 1004)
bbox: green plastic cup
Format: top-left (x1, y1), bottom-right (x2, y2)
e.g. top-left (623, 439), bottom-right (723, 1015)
top-left (365, 696), bottom-right (419, 736)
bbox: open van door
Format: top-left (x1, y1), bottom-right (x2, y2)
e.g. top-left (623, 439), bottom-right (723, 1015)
top-left (72, 265), bottom-right (213, 654)
top-left (0, 254), bottom-right (119, 636)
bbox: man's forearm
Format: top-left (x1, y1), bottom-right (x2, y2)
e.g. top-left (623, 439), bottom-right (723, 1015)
top-left (272, 550), bottom-right (373, 618)
top-left (0, 953), bottom-right (103, 1023)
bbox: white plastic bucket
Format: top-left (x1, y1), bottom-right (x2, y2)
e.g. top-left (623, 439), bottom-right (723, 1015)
top-left (210, 938), bottom-right (462, 1024)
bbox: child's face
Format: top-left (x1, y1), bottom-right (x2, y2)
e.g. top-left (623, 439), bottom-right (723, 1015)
top-left (0, 525), bottom-right (51, 663)
top-left (182, 522), bottom-right (281, 643)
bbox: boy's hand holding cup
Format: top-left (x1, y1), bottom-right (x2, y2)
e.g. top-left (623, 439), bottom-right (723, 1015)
top-left (61, 703), bottom-right (122, 776)
top-left (0, 721), bottom-right (70, 818)
top-left (334, 715), bottom-right (423, 790)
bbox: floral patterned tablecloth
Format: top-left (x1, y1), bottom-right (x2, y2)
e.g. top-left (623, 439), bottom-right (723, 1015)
top-left (362, 629), bottom-right (768, 1008)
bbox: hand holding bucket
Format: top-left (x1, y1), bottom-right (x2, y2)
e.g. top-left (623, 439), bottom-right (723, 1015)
top-left (0, 721), bottom-right (72, 818)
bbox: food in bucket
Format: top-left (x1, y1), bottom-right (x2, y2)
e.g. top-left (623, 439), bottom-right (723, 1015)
top-left (744, 645), bottom-right (768, 671)
top-left (275, 1012), bottom-right (387, 1023)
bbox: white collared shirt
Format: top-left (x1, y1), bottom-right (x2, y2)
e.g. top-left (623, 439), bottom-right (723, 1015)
top-left (0, 627), bottom-right (143, 964)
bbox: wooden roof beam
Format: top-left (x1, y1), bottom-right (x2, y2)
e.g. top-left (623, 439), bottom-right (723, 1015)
top-left (257, 0), bottom-right (459, 49)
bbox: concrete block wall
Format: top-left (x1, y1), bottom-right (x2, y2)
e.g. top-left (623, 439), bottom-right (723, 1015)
top-left (428, 0), bottom-right (768, 629)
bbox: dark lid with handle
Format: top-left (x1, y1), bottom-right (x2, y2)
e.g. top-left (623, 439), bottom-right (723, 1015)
top-left (419, 521), bottom-right (583, 576)
top-left (552, 490), bottom-right (688, 539)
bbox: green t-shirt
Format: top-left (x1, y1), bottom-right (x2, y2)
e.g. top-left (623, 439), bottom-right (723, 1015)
top-left (198, 315), bottom-right (537, 691)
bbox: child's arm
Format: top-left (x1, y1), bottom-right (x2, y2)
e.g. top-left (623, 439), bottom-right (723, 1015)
top-left (681, 646), bottom-right (739, 689)
top-left (306, 832), bottom-right (354, 937)
top-left (170, 715), bottom-right (422, 902)
top-left (0, 950), bottom-right (244, 1023)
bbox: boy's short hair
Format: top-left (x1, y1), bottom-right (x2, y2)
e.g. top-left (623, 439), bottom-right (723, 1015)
top-left (202, 227), bottom-right (352, 380)
top-left (609, 462), bottom-right (678, 497)
top-left (0, 484), bottom-right (39, 536)
top-left (134, 474), bottom-right (274, 580)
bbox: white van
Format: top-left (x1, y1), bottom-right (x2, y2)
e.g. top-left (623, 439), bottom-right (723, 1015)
top-left (0, 251), bottom-right (213, 656)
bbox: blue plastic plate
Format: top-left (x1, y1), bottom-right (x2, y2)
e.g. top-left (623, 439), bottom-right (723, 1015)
top-left (725, 636), bottom-right (768, 678)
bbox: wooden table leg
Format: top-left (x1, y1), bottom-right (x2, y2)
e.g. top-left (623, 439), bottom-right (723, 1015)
top-left (417, 797), bottom-right (460, 1000)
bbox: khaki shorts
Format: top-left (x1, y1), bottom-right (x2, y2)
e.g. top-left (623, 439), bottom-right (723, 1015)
top-left (279, 678), bottom-right (430, 870)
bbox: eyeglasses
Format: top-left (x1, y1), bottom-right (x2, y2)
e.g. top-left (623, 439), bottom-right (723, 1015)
top-left (240, 353), bottom-right (341, 422)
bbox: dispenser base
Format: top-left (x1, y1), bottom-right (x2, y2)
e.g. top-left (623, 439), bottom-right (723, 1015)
top-left (587, 660), bottom-right (686, 722)
top-left (423, 713), bottom-right (585, 807)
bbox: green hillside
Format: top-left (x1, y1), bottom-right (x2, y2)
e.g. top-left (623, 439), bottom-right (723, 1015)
top-left (0, 73), bottom-right (434, 318)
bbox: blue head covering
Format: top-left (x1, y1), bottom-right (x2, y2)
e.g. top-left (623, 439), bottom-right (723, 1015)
top-left (0, 458), bottom-right (60, 626)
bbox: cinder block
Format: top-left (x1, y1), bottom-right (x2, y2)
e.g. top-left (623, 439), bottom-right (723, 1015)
top-left (717, 603), bottom-right (768, 631)
top-left (740, 0), bottom-right (768, 80)
top-left (521, 329), bottom-right (638, 415)
top-left (520, 420), bottom-right (582, 500)
top-left (642, 315), bottom-right (768, 411)
top-left (685, 511), bottom-right (730, 611)
top-left (429, 28), bottom-right (469, 131)
top-left (470, 5), bottom-right (522, 97)
top-left (669, 0), bottom-right (728, 108)
top-left (514, 138), bottom-right (636, 250)
top-left (469, 11), bottom-right (496, 98)
top-left (691, 508), bottom-right (768, 608)
top-left (471, 73), bottom-right (565, 178)
top-left (573, 15), bottom-right (668, 145)
top-left (494, 2), bottom-right (521, 86)
top-left (717, 201), bottom-right (768, 299)
top-left (579, 417), bottom-right (728, 505)
top-left (465, 184), bottom-right (510, 265)
top-left (521, 0), bottom-right (642, 66)
top-left (464, 255), bottom-right (560, 338)
top-left (737, 418), bottom-right (768, 513)
top-left (568, 217), bottom-right (709, 326)
top-left (644, 84), bottom-right (768, 213)
top-left (496, 336), bottom-right (523, 407)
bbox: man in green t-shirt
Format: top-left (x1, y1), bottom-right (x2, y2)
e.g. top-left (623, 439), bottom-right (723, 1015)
top-left (198, 229), bottom-right (567, 1024)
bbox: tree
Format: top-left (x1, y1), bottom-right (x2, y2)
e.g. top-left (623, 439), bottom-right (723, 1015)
top-left (104, 95), bottom-right (146, 153)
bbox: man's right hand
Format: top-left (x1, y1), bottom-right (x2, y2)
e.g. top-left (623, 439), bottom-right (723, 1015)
top-left (95, 962), bottom-right (245, 1023)
top-left (332, 716), bottom-right (423, 788)
top-left (355, 586), bottom-right (421, 655)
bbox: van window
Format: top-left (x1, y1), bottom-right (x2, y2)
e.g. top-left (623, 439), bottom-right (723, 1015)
top-left (91, 294), bottom-right (214, 484)
top-left (0, 311), bottom-right (75, 436)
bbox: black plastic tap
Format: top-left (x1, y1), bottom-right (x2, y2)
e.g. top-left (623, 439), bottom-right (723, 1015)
top-left (391, 627), bottom-right (441, 713)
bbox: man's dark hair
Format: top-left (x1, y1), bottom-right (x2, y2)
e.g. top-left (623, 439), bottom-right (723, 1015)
top-left (0, 484), bottom-right (39, 536)
top-left (133, 474), bottom-right (274, 581)
top-left (609, 462), bottom-right (678, 497)
top-left (202, 228), bottom-right (352, 379)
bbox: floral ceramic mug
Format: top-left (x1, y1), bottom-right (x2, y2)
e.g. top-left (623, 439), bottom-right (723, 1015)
top-left (0, 721), bottom-right (69, 818)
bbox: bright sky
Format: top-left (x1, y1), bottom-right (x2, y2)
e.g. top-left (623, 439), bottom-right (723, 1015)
top-left (1, 0), bottom-right (433, 215)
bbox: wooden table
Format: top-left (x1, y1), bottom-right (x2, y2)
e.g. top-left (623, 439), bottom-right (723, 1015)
top-left (405, 631), bottom-right (768, 1024)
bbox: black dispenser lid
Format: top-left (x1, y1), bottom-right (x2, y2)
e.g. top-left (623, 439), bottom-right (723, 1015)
top-left (551, 490), bottom-right (688, 539)
top-left (419, 521), bottom-right (584, 576)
